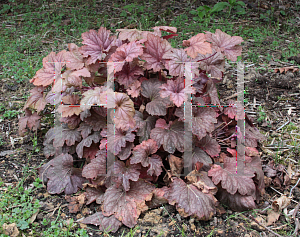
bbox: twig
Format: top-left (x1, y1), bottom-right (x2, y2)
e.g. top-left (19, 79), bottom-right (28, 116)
top-left (290, 177), bottom-right (300, 198)
top-left (276, 119), bottom-right (290, 131)
top-left (293, 218), bottom-right (299, 236)
top-left (46, 204), bottom-right (68, 217)
top-left (223, 92), bottom-right (244, 101)
top-left (270, 187), bottom-right (298, 204)
top-left (292, 202), bottom-right (300, 219)
top-left (247, 215), bottom-right (283, 237)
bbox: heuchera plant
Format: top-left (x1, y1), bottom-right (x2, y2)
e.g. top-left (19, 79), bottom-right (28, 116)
top-left (19, 26), bottom-right (266, 233)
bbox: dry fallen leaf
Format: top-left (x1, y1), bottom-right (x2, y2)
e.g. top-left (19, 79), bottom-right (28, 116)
top-left (2, 223), bottom-right (19, 237)
top-left (274, 66), bottom-right (299, 74)
top-left (29, 210), bottom-right (39, 223)
top-left (168, 154), bottom-right (183, 176)
top-left (272, 195), bottom-right (291, 212)
top-left (266, 209), bottom-right (280, 226)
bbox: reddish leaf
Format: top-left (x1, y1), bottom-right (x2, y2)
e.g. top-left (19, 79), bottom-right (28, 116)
top-left (183, 33), bottom-right (212, 58)
top-left (105, 92), bottom-right (136, 130)
top-left (84, 107), bottom-right (107, 131)
top-left (147, 155), bottom-right (163, 177)
top-left (131, 139), bottom-right (158, 167)
top-left (133, 111), bottom-right (156, 143)
top-left (192, 147), bottom-right (213, 171)
top-left (163, 49), bottom-right (190, 77)
top-left (42, 50), bottom-right (66, 70)
top-left (110, 41), bottom-right (144, 72)
top-left (78, 122), bottom-right (93, 139)
top-left (147, 187), bottom-right (169, 209)
top-left (65, 43), bottom-right (84, 70)
top-left (18, 109), bottom-right (41, 136)
top-left (127, 80), bottom-right (141, 98)
top-left (43, 142), bottom-right (76, 159)
top-left (117, 142), bottom-right (134, 160)
top-left (216, 189), bottom-right (256, 211)
top-left (81, 212), bottom-right (122, 233)
top-left (159, 77), bottom-right (195, 107)
top-left (140, 34), bottom-right (172, 72)
top-left (80, 86), bottom-right (106, 111)
top-left (76, 132), bottom-right (101, 158)
top-left (164, 177), bottom-right (216, 220)
top-left (208, 161), bottom-right (256, 196)
top-left (150, 119), bottom-right (185, 153)
top-left (195, 49), bottom-right (224, 79)
top-left (245, 123), bottom-right (266, 147)
top-left (58, 95), bottom-right (81, 117)
top-left (192, 72), bottom-right (210, 94)
top-left (152, 26), bottom-right (177, 34)
top-left (45, 90), bottom-right (65, 105)
top-left (80, 27), bottom-right (116, 65)
top-left (106, 124), bottom-right (135, 155)
top-left (84, 186), bottom-right (105, 205)
top-left (162, 33), bottom-right (178, 40)
top-left (82, 150), bottom-right (106, 179)
top-left (116, 62), bottom-right (143, 88)
top-left (176, 106), bottom-right (217, 141)
top-left (205, 29), bottom-right (243, 61)
top-left (206, 79), bottom-right (221, 107)
top-left (102, 179), bottom-right (155, 228)
top-left (155, 118), bottom-right (171, 129)
top-left (197, 135), bottom-right (220, 158)
top-left (32, 51), bottom-right (66, 86)
top-left (63, 68), bottom-right (91, 88)
top-left (114, 160), bottom-right (141, 191)
top-left (82, 143), bottom-right (100, 159)
top-left (246, 156), bottom-right (265, 191)
top-left (224, 99), bottom-right (245, 120)
top-left (44, 126), bottom-right (81, 148)
top-left (39, 153), bottom-right (86, 194)
top-left (141, 78), bottom-right (171, 116)
top-left (23, 86), bottom-right (47, 113)
top-left (60, 115), bottom-right (81, 129)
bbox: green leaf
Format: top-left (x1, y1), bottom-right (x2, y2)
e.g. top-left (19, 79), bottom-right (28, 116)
top-left (190, 10), bottom-right (198, 15)
top-left (120, 10), bottom-right (127, 17)
top-left (203, 5), bottom-right (211, 11)
top-left (236, 6), bottom-right (246, 14)
top-left (211, 2), bottom-right (230, 13)
top-left (280, 10), bottom-right (286, 16)
top-left (198, 11), bottom-right (207, 19)
top-left (18, 219), bottom-right (29, 230)
top-left (236, 1), bottom-right (246, 6)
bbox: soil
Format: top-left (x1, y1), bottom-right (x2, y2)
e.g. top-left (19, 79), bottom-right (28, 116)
top-left (0, 0), bottom-right (300, 236)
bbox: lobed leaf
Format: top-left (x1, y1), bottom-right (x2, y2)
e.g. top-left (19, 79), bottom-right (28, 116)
top-left (205, 29), bottom-right (243, 61)
top-left (38, 153), bottom-right (86, 194)
top-left (150, 119), bottom-right (185, 153)
top-left (182, 33), bottom-right (212, 58)
top-left (81, 212), bottom-right (122, 233)
top-left (141, 78), bottom-right (171, 116)
top-left (102, 179), bottom-right (155, 228)
top-left (140, 34), bottom-right (172, 72)
top-left (80, 27), bottom-right (116, 65)
top-left (164, 177), bottom-right (216, 220)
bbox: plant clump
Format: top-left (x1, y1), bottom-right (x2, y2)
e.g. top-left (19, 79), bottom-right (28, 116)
top-left (19, 26), bottom-right (266, 233)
